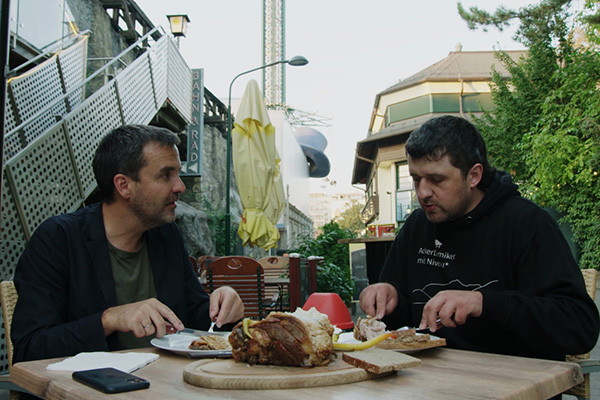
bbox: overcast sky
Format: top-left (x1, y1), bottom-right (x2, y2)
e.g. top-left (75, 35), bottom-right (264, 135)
top-left (134, 0), bottom-right (540, 195)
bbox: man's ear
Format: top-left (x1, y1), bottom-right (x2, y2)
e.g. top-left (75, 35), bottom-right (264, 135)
top-left (113, 174), bottom-right (131, 199)
top-left (468, 163), bottom-right (483, 189)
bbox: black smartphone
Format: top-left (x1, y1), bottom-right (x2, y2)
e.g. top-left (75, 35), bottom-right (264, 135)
top-left (72, 367), bottom-right (150, 394)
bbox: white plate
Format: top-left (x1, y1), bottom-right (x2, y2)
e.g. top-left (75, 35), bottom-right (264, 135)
top-left (336, 332), bottom-right (442, 354)
top-left (151, 333), bottom-right (232, 358)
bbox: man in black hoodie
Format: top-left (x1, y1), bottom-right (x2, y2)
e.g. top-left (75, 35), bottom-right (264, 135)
top-left (359, 115), bottom-right (599, 361)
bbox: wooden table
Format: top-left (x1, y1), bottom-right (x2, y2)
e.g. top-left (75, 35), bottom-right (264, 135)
top-left (11, 347), bottom-right (582, 400)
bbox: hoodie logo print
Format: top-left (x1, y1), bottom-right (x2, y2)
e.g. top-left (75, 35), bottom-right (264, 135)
top-left (416, 241), bottom-right (456, 268)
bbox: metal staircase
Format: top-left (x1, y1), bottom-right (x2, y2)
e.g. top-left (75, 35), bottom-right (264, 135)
top-left (0, 26), bottom-right (194, 373)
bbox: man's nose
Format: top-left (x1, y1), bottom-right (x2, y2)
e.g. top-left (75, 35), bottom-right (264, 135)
top-left (174, 176), bottom-right (186, 193)
top-left (416, 181), bottom-right (432, 199)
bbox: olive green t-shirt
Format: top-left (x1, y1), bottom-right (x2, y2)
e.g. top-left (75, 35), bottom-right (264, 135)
top-left (108, 237), bottom-right (157, 350)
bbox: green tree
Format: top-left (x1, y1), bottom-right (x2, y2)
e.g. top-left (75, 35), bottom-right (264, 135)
top-left (290, 222), bottom-right (355, 305)
top-left (459, 1), bottom-right (600, 267)
top-left (201, 198), bottom-right (237, 256)
top-left (335, 200), bottom-right (365, 233)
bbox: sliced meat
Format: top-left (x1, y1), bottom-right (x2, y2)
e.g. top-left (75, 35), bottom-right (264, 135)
top-left (353, 316), bottom-right (387, 341)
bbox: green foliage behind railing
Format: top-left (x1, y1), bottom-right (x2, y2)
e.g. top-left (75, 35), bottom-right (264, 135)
top-left (291, 222), bottom-right (355, 306)
top-left (202, 199), bottom-right (237, 256)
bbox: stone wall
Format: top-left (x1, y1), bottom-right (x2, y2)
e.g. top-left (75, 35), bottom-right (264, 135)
top-left (198, 125), bottom-right (241, 217)
top-left (66, 1), bottom-right (246, 258)
top-left (67, 0), bottom-right (138, 96)
top-left (177, 124), bottom-right (243, 258)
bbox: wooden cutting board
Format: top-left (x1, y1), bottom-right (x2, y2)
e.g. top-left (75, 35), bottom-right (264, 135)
top-left (183, 357), bottom-right (388, 390)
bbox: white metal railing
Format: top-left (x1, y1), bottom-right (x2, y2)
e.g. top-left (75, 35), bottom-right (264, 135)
top-left (1, 24), bottom-right (193, 277)
top-left (7, 29), bottom-right (92, 78)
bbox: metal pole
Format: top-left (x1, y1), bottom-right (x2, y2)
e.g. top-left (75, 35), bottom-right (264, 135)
top-left (0, 0), bottom-right (12, 219)
top-left (225, 88), bottom-right (233, 255)
top-left (224, 59), bottom-right (290, 255)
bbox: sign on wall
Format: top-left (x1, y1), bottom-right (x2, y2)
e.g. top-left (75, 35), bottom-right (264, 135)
top-left (180, 68), bottom-right (204, 176)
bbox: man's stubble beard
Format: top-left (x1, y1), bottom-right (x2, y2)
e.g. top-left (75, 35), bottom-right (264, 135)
top-left (131, 196), bottom-right (177, 229)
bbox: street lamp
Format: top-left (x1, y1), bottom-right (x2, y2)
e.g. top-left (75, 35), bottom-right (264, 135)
top-left (225, 55), bottom-right (309, 255)
top-left (166, 14), bottom-right (190, 48)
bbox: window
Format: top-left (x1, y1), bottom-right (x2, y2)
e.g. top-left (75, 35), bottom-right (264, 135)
top-left (396, 163), bottom-right (419, 222)
top-left (386, 93), bottom-right (493, 126)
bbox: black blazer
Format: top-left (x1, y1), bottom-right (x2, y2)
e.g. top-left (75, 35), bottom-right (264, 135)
top-left (12, 202), bottom-right (210, 363)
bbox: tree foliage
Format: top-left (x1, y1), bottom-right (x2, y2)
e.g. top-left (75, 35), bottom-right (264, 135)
top-left (335, 200), bottom-right (365, 233)
top-left (290, 222), bottom-right (355, 305)
top-left (459, 0), bottom-right (600, 268)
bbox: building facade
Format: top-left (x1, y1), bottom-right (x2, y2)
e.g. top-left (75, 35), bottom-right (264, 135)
top-left (352, 46), bottom-right (527, 229)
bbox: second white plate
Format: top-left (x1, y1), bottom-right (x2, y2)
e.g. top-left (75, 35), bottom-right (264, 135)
top-left (151, 334), bottom-right (232, 358)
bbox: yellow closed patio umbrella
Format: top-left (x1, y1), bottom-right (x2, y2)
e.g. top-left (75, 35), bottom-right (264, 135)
top-left (232, 79), bottom-right (285, 250)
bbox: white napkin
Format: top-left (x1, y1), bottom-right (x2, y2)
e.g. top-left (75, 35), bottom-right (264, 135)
top-left (47, 352), bottom-right (159, 373)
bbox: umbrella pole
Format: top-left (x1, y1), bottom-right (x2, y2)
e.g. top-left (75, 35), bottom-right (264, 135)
top-left (224, 57), bottom-right (308, 255)
top-left (225, 61), bottom-right (287, 255)
top-left (225, 98), bottom-right (232, 255)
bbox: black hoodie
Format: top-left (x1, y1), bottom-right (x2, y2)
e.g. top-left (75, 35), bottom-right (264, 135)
top-left (379, 171), bottom-right (599, 360)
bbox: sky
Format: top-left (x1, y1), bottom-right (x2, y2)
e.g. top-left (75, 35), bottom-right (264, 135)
top-left (134, 0), bottom-right (534, 195)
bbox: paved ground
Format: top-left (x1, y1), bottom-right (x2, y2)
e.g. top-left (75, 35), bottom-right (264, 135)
top-left (1, 288), bottom-right (598, 399)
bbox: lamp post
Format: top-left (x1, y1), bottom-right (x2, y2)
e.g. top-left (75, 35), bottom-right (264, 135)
top-left (225, 55), bottom-right (309, 255)
top-left (166, 14), bottom-right (190, 48)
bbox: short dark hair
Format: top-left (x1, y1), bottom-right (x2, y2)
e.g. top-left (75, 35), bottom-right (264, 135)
top-left (93, 125), bottom-right (181, 203)
top-left (405, 116), bottom-right (496, 189)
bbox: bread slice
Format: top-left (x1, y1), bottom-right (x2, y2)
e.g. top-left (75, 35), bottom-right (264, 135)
top-left (375, 337), bottom-right (446, 350)
top-left (342, 348), bottom-right (422, 374)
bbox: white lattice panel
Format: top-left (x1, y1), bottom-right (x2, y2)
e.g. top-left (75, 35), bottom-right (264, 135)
top-left (3, 96), bottom-right (17, 134)
top-left (167, 39), bottom-right (192, 122)
top-left (0, 170), bottom-right (28, 276)
top-left (149, 36), bottom-right (168, 107)
top-left (3, 102), bottom-right (20, 161)
top-left (9, 56), bottom-right (69, 146)
top-left (58, 37), bottom-right (87, 110)
top-left (4, 124), bottom-right (83, 239)
top-left (64, 82), bottom-right (123, 198)
top-left (117, 53), bottom-right (157, 124)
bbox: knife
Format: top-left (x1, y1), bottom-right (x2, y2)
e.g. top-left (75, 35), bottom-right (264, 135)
top-left (415, 318), bottom-right (442, 334)
top-left (166, 326), bottom-right (227, 336)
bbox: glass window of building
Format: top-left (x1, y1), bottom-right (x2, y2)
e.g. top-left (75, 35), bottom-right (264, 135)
top-left (396, 163), bottom-right (419, 222)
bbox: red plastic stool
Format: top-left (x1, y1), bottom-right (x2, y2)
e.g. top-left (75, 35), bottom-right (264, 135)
top-left (302, 292), bottom-right (354, 330)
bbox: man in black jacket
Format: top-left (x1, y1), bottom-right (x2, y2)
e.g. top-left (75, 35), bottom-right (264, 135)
top-left (360, 115), bottom-right (599, 360)
top-left (12, 125), bottom-right (244, 362)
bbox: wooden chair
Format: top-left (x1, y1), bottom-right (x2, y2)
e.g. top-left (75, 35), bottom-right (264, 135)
top-left (0, 280), bottom-right (31, 399)
top-left (206, 256), bottom-right (267, 320)
top-left (258, 256), bottom-right (290, 312)
top-left (196, 255), bottom-right (218, 281)
top-left (565, 269), bottom-right (600, 400)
